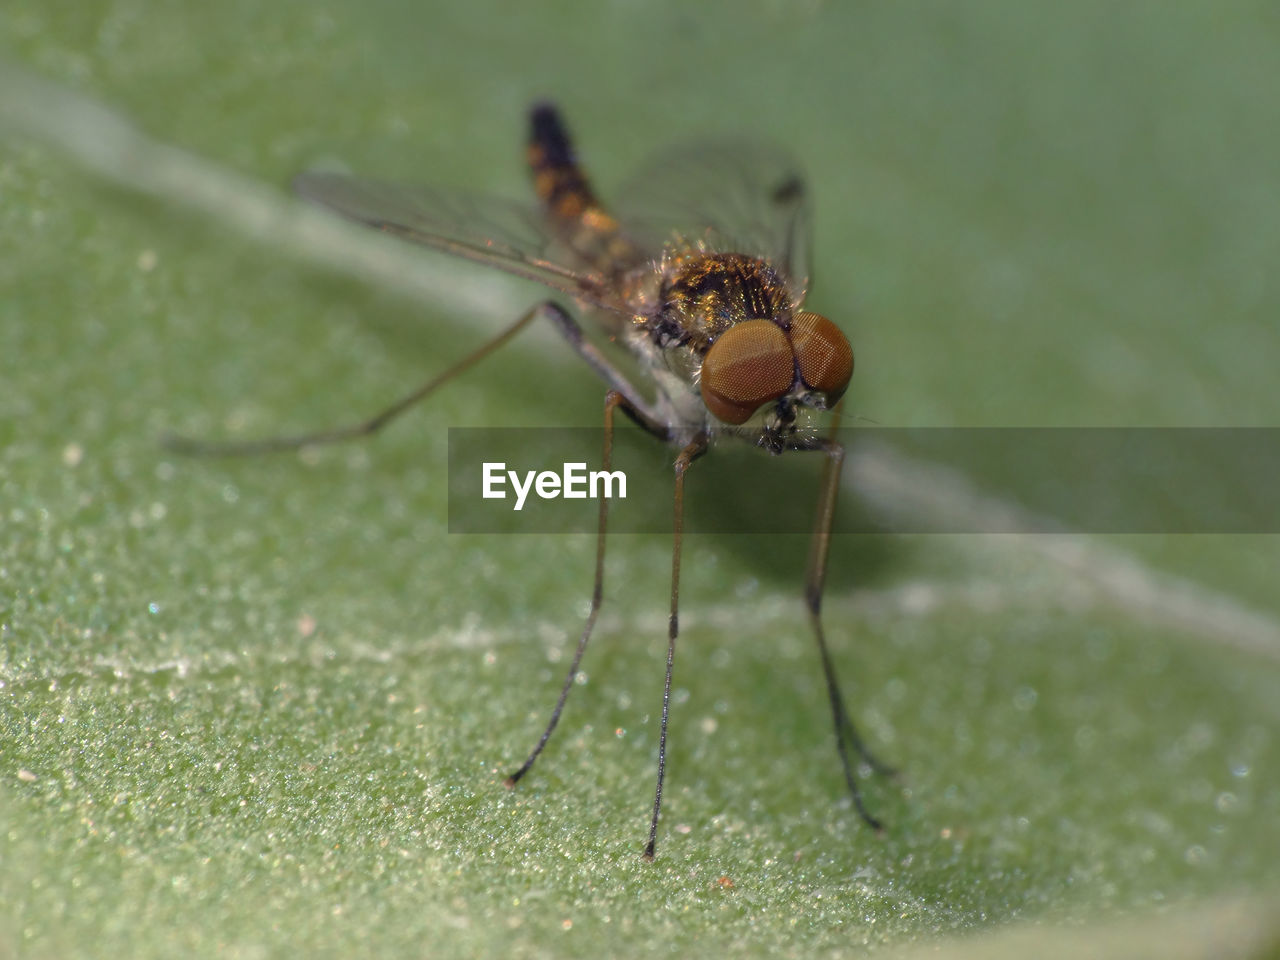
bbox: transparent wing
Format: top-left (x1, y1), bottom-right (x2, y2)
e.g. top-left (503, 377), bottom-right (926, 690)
top-left (293, 173), bottom-right (620, 311)
top-left (610, 140), bottom-right (812, 294)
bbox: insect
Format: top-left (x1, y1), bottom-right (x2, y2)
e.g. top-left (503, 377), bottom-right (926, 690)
top-left (169, 103), bottom-right (893, 859)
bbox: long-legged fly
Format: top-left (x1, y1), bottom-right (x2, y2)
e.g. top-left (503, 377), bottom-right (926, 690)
top-left (168, 103), bottom-right (893, 860)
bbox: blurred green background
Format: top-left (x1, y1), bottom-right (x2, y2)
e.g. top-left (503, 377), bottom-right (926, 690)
top-left (2, 1), bottom-right (1278, 957)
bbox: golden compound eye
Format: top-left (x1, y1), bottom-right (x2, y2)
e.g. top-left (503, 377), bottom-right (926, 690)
top-left (700, 319), bottom-right (796, 425)
top-left (789, 311), bottom-right (853, 404)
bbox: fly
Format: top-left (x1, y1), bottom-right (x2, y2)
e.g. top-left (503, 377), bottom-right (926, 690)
top-left (168, 103), bottom-right (893, 860)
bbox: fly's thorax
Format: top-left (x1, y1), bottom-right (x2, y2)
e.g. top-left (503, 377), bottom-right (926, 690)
top-left (658, 252), bottom-right (794, 351)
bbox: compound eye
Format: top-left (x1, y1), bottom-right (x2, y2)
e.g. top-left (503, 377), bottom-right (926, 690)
top-left (700, 319), bottom-right (796, 425)
top-left (789, 311), bottom-right (853, 404)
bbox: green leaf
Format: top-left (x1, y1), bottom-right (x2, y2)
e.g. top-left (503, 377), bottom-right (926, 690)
top-left (3, 3), bottom-right (1279, 957)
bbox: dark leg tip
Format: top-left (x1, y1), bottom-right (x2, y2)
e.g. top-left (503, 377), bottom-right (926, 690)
top-left (642, 844), bottom-right (656, 863)
top-left (856, 807), bottom-right (886, 834)
top-left (502, 773), bottom-right (521, 790)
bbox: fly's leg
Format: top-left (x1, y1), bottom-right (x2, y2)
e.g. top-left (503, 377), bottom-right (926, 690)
top-left (643, 432), bottom-right (710, 861)
top-left (503, 389), bottom-right (651, 787)
top-left (164, 296), bottom-right (677, 834)
top-left (803, 434), bottom-right (894, 832)
top-left (162, 301), bottom-right (665, 456)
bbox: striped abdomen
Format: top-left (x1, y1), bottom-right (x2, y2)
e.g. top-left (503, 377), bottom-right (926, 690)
top-left (528, 103), bottom-right (637, 276)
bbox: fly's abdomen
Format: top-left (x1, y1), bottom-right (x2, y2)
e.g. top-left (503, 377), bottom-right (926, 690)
top-left (528, 103), bottom-right (637, 275)
top-left (529, 104), bottom-right (599, 223)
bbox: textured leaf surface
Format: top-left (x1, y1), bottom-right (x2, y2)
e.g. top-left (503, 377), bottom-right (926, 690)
top-left (2, 3), bottom-right (1279, 957)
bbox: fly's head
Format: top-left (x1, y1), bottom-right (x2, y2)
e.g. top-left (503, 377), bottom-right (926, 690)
top-left (697, 310), bottom-right (853, 450)
top-left (654, 252), bottom-right (853, 445)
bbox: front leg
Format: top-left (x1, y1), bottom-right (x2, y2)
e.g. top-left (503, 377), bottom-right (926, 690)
top-left (798, 434), bottom-right (894, 831)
